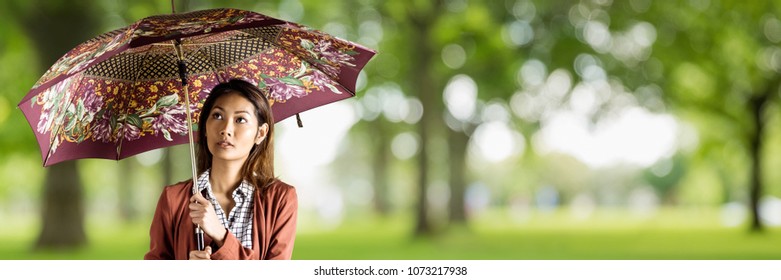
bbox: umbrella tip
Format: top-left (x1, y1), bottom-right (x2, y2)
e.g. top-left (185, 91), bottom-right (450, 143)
top-left (296, 113), bottom-right (303, 128)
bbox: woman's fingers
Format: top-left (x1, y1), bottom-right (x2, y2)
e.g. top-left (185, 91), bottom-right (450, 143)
top-left (190, 191), bottom-right (209, 205)
top-left (188, 194), bottom-right (221, 237)
top-left (189, 197), bottom-right (208, 226)
top-left (188, 196), bottom-right (212, 226)
top-left (188, 191), bottom-right (227, 241)
top-left (189, 246), bottom-right (212, 260)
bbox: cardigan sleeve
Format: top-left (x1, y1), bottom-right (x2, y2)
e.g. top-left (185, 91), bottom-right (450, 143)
top-left (210, 229), bottom-right (258, 260)
top-left (265, 185), bottom-right (298, 260)
top-left (144, 186), bottom-right (176, 260)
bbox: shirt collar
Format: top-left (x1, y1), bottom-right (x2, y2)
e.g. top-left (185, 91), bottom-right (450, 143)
top-left (196, 169), bottom-right (254, 200)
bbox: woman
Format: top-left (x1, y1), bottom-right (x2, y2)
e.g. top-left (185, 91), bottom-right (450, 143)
top-left (144, 79), bottom-right (298, 260)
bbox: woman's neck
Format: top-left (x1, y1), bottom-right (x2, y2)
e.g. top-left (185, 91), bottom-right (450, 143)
top-left (209, 160), bottom-right (243, 195)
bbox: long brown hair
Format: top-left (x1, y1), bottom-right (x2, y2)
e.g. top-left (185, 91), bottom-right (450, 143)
top-left (196, 79), bottom-right (275, 192)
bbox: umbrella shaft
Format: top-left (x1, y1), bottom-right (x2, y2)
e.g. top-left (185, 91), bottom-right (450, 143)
top-left (183, 85), bottom-right (198, 187)
top-left (174, 39), bottom-right (199, 191)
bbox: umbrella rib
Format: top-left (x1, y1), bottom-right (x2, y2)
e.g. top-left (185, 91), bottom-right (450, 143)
top-left (152, 38), bottom-right (259, 47)
top-left (182, 36), bottom-right (252, 84)
top-left (198, 48), bottom-right (230, 84)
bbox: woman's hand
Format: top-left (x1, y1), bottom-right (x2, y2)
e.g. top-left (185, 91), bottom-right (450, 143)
top-left (189, 246), bottom-right (212, 260)
top-left (189, 192), bottom-right (228, 246)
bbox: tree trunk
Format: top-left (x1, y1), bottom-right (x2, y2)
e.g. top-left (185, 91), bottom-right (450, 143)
top-left (371, 121), bottom-right (391, 216)
top-left (409, 2), bottom-right (445, 236)
top-left (19, 0), bottom-right (99, 250)
top-left (35, 161), bottom-right (87, 249)
top-left (413, 61), bottom-right (433, 236)
top-left (448, 128), bottom-right (469, 226)
top-left (748, 94), bottom-right (768, 232)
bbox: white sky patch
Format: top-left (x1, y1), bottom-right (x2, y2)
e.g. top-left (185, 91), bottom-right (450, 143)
top-left (277, 102), bottom-right (357, 167)
top-left (534, 106), bottom-right (678, 168)
top-left (275, 101), bottom-right (357, 216)
top-left (391, 132), bottom-right (419, 160)
top-left (470, 121), bottom-right (525, 163)
top-left (444, 74), bottom-right (478, 121)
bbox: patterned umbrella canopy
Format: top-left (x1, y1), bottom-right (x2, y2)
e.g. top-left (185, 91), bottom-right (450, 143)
top-left (18, 8), bottom-right (376, 167)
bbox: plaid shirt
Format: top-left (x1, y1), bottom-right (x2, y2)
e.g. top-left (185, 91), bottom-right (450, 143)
top-left (195, 170), bottom-right (255, 249)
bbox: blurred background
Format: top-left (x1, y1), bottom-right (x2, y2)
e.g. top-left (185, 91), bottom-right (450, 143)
top-left (1, 0), bottom-right (781, 259)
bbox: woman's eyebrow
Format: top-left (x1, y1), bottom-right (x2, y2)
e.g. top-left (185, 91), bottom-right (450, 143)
top-left (212, 106), bottom-right (250, 115)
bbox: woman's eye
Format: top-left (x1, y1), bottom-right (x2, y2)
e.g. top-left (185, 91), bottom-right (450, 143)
top-left (211, 112), bottom-right (223, 120)
top-left (236, 117), bottom-right (247, 124)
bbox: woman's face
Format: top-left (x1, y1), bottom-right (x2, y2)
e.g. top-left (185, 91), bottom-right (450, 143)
top-left (205, 91), bottom-right (268, 165)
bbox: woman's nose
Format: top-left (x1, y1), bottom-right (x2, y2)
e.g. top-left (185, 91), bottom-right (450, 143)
top-left (220, 123), bottom-right (233, 136)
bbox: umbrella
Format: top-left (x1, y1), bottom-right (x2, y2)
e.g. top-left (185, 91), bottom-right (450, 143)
top-left (18, 7), bottom-right (376, 250)
top-left (19, 7), bottom-right (375, 167)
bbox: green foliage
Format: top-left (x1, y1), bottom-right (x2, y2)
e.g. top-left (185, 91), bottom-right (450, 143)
top-left (678, 164), bottom-right (728, 206)
top-left (642, 154), bottom-right (687, 203)
top-left (0, 9), bottom-right (41, 158)
top-left (671, 63), bottom-right (717, 103)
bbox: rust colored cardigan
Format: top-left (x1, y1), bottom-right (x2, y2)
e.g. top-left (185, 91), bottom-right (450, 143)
top-left (144, 179), bottom-right (298, 260)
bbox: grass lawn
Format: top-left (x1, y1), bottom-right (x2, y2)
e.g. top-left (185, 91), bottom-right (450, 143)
top-left (0, 208), bottom-right (779, 260)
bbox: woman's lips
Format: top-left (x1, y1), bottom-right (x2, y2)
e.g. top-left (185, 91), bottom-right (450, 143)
top-left (217, 140), bottom-right (233, 148)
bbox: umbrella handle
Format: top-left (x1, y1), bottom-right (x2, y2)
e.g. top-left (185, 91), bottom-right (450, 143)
top-left (195, 227), bottom-right (205, 251)
top-left (193, 181), bottom-right (205, 251)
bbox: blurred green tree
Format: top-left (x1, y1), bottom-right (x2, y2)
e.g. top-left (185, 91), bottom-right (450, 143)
top-left (381, 0), bottom-right (450, 236)
top-left (639, 0), bottom-right (781, 231)
top-left (9, 0), bottom-right (102, 249)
